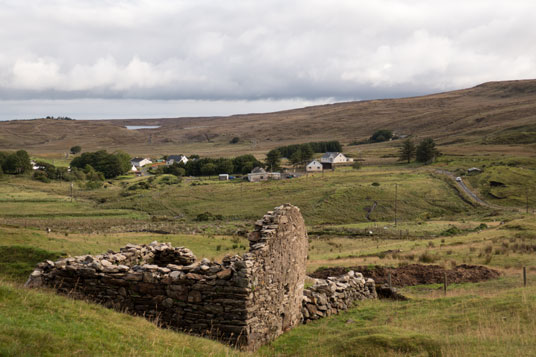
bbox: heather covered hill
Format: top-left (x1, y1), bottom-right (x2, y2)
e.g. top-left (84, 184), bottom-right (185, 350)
top-left (1, 79), bottom-right (536, 155)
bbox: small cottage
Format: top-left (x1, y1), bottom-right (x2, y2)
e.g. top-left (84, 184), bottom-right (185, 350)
top-left (306, 160), bottom-right (323, 172)
top-left (247, 167), bottom-right (281, 182)
top-left (166, 155), bottom-right (188, 166)
top-left (131, 158), bottom-right (152, 168)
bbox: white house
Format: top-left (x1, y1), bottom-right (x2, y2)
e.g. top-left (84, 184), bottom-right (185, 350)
top-left (130, 165), bottom-right (138, 172)
top-left (166, 155), bottom-right (188, 165)
top-left (320, 152), bottom-right (353, 164)
top-left (247, 167), bottom-right (267, 182)
top-left (219, 174), bottom-right (229, 181)
top-left (247, 167), bottom-right (281, 182)
top-left (306, 160), bottom-right (323, 172)
top-left (130, 157), bottom-right (152, 168)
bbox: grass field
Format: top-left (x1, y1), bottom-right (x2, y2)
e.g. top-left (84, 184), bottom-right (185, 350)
top-left (1, 147), bottom-right (536, 355)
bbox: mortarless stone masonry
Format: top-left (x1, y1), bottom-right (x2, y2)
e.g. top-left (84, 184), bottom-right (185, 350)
top-left (26, 204), bottom-right (376, 350)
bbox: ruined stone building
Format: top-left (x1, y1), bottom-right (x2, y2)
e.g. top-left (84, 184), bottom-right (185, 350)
top-left (26, 204), bottom-right (376, 350)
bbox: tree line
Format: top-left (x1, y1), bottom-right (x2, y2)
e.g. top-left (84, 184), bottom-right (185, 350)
top-left (398, 138), bottom-right (440, 164)
top-left (158, 154), bottom-right (263, 177)
top-left (265, 141), bottom-right (342, 170)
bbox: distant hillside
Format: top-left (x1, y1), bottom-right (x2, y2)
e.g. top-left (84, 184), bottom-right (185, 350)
top-left (1, 79), bottom-right (536, 155)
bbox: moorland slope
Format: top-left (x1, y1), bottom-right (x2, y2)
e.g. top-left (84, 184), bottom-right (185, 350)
top-left (1, 79), bottom-right (536, 156)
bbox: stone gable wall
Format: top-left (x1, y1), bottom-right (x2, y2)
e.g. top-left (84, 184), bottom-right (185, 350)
top-left (26, 204), bottom-right (309, 351)
top-left (26, 204), bottom-right (376, 350)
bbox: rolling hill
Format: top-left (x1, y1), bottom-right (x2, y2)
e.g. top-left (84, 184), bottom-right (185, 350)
top-left (1, 79), bottom-right (535, 156)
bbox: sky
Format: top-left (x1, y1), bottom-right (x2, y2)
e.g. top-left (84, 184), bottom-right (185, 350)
top-left (1, 0), bottom-right (536, 120)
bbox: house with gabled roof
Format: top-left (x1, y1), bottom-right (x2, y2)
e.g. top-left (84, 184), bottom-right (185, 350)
top-left (130, 158), bottom-right (152, 168)
top-left (306, 160), bottom-right (323, 172)
top-left (166, 155), bottom-right (188, 166)
top-left (247, 167), bottom-right (281, 182)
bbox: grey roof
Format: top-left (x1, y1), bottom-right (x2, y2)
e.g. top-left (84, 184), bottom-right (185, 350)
top-left (251, 167), bottom-right (266, 174)
top-left (167, 155), bottom-right (186, 161)
top-left (321, 152), bottom-right (341, 159)
top-left (131, 157), bottom-right (146, 163)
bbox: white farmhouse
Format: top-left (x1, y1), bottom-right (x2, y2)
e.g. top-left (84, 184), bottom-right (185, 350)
top-left (306, 160), bottom-right (323, 172)
top-left (320, 152), bottom-right (353, 164)
top-left (130, 157), bottom-right (152, 168)
top-left (166, 155), bottom-right (188, 165)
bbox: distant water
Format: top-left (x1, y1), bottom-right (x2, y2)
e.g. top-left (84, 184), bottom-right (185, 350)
top-left (125, 125), bottom-right (161, 130)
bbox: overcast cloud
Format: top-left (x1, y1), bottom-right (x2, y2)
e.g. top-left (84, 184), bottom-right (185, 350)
top-left (1, 0), bottom-right (536, 119)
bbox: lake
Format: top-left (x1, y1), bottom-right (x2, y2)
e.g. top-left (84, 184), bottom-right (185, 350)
top-left (125, 125), bottom-right (161, 130)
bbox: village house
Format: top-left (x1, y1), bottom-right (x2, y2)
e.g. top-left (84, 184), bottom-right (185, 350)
top-left (166, 155), bottom-right (188, 166)
top-left (319, 152), bottom-right (353, 169)
top-left (306, 160), bottom-right (323, 172)
top-left (247, 167), bottom-right (281, 182)
top-left (130, 157), bottom-right (152, 168)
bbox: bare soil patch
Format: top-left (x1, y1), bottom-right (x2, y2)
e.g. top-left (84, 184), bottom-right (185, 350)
top-left (310, 264), bottom-right (500, 287)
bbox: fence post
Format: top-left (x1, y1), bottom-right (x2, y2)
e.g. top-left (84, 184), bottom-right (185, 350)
top-left (443, 272), bottom-right (448, 295)
top-left (523, 267), bottom-right (527, 287)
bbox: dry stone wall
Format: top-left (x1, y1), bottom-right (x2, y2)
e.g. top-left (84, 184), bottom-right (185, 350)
top-left (26, 204), bottom-right (376, 350)
top-left (26, 204), bottom-right (309, 350)
top-left (302, 271), bottom-right (377, 323)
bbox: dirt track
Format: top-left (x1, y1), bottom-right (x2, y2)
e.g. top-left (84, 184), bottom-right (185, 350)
top-left (310, 264), bottom-right (500, 287)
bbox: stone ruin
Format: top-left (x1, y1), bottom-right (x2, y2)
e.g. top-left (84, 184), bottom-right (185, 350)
top-left (26, 204), bottom-right (376, 350)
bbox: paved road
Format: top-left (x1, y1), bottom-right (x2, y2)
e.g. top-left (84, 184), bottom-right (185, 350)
top-left (435, 170), bottom-right (489, 206)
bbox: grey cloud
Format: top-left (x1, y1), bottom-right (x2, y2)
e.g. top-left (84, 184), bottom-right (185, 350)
top-left (1, 0), bottom-right (536, 103)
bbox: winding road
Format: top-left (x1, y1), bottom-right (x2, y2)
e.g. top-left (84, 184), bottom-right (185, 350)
top-left (435, 170), bottom-right (489, 206)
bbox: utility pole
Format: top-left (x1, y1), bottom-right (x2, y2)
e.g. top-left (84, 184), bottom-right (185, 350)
top-left (526, 188), bottom-right (529, 214)
top-left (394, 183), bottom-right (398, 226)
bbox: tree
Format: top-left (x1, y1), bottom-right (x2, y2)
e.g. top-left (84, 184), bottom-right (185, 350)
top-left (370, 130), bottom-right (393, 143)
top-left (300, 144), bottom-right (314, 162)
top-left (2, 150), bottom-right (31, 174)
top-left (229, 137), bottom-right (240, 144)
top-left (113, 151), bottom-right (132, 174)
top-left (416, 138), bottom-right (440, 164)
top-left (70, 150), bottom-right (130, 178)
top-left (352, 161), bottom-right (362, 170)
top-left (265, 149), bottom-right (281, 171)
top-left (289, 148), bottom-right (303, 166)
top-left (163, 163), bottom-right (186, 177)
top-left (70, 146), bottom-right (82, 154)
top-left (398, 139), bottom-right (416, 163)
top-left (215, 158), bottom-right (234, 174)
top-left (200, 163), bottom-right (217, 176)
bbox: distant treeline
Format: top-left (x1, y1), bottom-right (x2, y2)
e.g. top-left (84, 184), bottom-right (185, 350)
top-left (277, 141), bottom-right (342, 158)
top-left (161, 154), bottom-right (263, 177)
top-left (70, 150), bottom-right (131, 179)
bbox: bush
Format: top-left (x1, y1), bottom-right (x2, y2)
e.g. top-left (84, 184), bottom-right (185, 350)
top-left (84, 180), bottom-right (103, 190)
top-left (229, 137), bottom-right (240, 144)
top-left (371, 182), bottom-right (380, 186)
top-left (33, 170), bottom-right (51, 183)
top-left (352, 161), bottom-right (362, 170)
top-left (369, 130), bottom-right (393, 143)
top-left (441, 226), bottom-right (462, 236)
top-left (418, 251), bottom-right (438, 263)
top-left (70, 146), bottom-right (82, 154)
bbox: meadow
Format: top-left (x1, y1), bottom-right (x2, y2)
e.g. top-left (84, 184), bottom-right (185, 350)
top-left (0, 148), bottom-right (535, 356)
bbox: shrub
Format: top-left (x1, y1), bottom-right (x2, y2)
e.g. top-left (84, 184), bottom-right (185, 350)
top-left (418, 251), bottom-right (437, 263)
